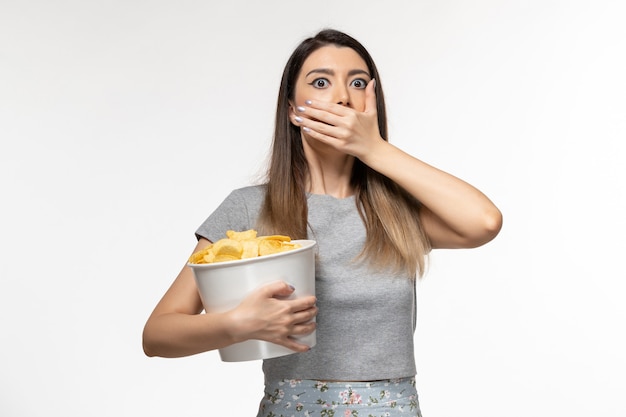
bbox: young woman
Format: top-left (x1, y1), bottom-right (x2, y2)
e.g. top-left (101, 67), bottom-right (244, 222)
top-left (143, 29), bottom-right (502, 417)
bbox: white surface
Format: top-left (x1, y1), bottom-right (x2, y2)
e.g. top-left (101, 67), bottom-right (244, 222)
top-left (1, 1), bottom-right (625, 416)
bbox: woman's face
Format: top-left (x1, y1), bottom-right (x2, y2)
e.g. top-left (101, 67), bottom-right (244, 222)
top-left (290, 45), bottom-right (371, 113)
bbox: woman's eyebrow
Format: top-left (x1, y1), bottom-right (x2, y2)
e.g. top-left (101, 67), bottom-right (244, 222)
top-left (305, 68), bottom-right (334, 77)
top-left (348, 69), bottom-right (371, 77)
top-left (305, 68), bottom-right (371, 78)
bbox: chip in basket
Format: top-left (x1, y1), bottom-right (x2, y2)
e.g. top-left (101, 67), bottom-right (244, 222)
top-left (188, 229), bottom-right (302, 264)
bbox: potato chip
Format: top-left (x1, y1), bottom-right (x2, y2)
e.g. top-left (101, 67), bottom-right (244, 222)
top-left (212, 254), bottom-right (240, 263)
top-left (188, 229), bottom-right (301, 264)
top-left (258, 234), bottom-right (291, 242)
top-left (202, 252), bottom-right (214, 263)
top-left (241, 240), bottom-right (260, 259)
top-left (188, 247), bottom-right (210, 264)
top-left (258, 239), bottom-right (283, 256)
top-left (212, 239), bottom-right (243, 257)
top-left (226, 229), bottom-right (258, 241)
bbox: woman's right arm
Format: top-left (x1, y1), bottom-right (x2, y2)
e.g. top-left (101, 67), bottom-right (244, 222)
top-left (142, 238), bottom-right (318, 358)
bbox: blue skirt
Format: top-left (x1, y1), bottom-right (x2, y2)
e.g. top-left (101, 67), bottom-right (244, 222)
top-left (257, 377), bottom-right (422, 417)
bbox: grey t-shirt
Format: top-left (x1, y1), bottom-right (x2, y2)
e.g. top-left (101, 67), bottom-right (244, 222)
top-left (195, 185), bottom-right (417, 381)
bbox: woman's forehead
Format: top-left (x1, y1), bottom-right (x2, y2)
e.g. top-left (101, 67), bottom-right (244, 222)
top-left (300, 45), bottom-right (368, 74)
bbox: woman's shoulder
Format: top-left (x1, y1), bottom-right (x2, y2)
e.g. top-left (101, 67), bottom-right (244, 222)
top-left (227, 184), bottom-right (267, 204)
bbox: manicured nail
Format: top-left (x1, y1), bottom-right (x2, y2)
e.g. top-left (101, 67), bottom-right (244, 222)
top-left (296, 106), bottom-right (306, 112)
top-left (294, 116), bottom-right (303, 123)
top-left (287, 283), bottom-right (295, 290)
top-left (302, 127), bottom-right (311, 132)
top-left (304, 100), bottom-right (312, 105)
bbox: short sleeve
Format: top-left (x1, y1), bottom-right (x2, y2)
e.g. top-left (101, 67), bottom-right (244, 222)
top-left (194, 185), bottom-right (265, 242)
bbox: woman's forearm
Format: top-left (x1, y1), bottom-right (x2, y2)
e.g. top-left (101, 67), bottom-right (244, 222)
top-left (142, 310), bottom-right (237, 358)
top-left (363, 141), bottom-right (503, 247)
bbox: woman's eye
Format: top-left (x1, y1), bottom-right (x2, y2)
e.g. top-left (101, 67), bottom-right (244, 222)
top-left (309, 78), bottom-right (329, 88)
top-left (350, 78), bottom-right (367, 89)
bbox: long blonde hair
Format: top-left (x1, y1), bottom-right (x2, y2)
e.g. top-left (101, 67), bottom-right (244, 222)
top-left (257, 29), bottom-right (431, 278)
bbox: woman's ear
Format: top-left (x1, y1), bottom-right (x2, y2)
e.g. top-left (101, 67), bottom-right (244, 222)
top-left (288, 101), bottom-right (297, 126)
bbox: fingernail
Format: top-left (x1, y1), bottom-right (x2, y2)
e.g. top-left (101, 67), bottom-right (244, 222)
top-left (302, 127), bottom-right (311, 132)
top-left (304, 100), bottom-right (312, 105)
top-left (287, 283), bottom-right (295, 290)
top-left (294, 116), bottom-right (303, 123)
top-left (297, 106), bottom-right (306, 112)
top-left (372, 78), bottom-right (376, 88)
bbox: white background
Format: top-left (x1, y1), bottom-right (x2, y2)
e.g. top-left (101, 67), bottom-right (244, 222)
top-left (1, 0), bottom-right (625, 416)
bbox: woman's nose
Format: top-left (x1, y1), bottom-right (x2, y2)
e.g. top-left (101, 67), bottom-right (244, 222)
top-left (334, 85), bottom-right (350, 107)
top-left (337, 97), bottom-right (350, 106)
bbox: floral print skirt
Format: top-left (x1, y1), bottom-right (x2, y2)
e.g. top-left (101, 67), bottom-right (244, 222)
top-left (256, 377), bottom-right (422, 417)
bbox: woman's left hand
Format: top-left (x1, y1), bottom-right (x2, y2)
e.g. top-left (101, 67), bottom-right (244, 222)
top-left (293, 79), bottom-right (385, 159)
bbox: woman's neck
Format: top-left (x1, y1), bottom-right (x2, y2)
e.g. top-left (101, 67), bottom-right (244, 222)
top-left (303, 143), bottom-right (355, 199)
